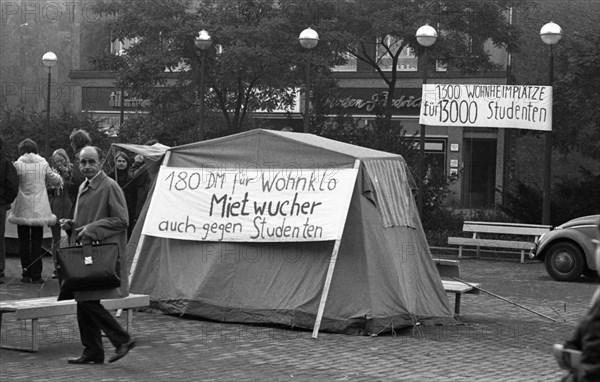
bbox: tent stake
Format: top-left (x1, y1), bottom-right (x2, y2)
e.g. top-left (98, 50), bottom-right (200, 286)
top-left (450, 277), bottom-right (558, 322)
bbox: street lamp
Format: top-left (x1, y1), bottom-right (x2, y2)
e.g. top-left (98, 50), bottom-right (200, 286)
top-left (540, 21), bottom-right (562, 225)
top-left (194, 29), bottom-right (212, 141)
top-left (415, 24), bottom-right (437, 217)
top-left (42, 51), bottom-right (58, 157)
top-left (298, 27), bottom-right (319, 133)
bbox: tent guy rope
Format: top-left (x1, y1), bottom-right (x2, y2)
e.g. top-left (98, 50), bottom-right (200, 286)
top-left (450, 277), bottom-right (558, 322)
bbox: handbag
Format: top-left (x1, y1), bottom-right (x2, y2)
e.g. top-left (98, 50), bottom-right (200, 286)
top-left (56, 242), bottom-right (121, 292)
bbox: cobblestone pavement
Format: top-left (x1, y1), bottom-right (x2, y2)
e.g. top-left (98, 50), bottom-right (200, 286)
top-left (1, 255), bottom-right (598, 381)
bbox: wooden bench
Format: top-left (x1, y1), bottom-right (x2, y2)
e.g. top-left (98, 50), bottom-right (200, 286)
top-left (448, 221), bottom-right (551, 263)
top-left (0, 294), bottom-right (149, 352)
top-left (434, 258), bottom-right (481, 315)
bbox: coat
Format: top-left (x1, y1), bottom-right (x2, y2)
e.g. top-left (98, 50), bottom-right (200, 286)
top-left (563, 298), bottom-right (600, 381)
top-left (67, 150), bottom-right (86, 218)
top-left (48, 158), bottom-right (73, 221)
top-left (67, 171), bottom-right (130, 302)
top-left (110, 168), bottom-right (138, 233)
top-left (8, 153), bottom-right (62, 226)
top-left (0, 153), bottom-right (18, 206)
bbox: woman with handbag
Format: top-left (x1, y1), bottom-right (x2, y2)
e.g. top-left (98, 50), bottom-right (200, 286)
top-left (48, 148), bottom-right (73, 278)
top-left (8, 138), bottom-right (63, 283)
top-left (60, 146), bottom-right (135, 365)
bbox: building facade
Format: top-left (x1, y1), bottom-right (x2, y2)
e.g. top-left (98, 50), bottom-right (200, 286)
top-left (1, 0), bottom-right (597, 213)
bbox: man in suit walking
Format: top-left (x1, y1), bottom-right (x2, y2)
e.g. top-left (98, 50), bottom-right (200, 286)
top-left (61, 146), bottom-right (135, 364)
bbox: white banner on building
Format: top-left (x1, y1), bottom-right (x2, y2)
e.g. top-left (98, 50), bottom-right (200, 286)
top-left (142, 166), bottom-right (359, 242)
top-left (419, 84), bottom-right (552, 131)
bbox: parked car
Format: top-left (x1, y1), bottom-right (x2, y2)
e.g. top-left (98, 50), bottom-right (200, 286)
top-left (530, 214), bottom-right (600, 281)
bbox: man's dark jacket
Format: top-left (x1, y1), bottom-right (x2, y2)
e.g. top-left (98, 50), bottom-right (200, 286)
top-left (0, 153), bottom-right (18, 206)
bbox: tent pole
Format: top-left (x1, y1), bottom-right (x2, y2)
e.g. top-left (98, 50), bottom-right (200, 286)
top-left (312, 159), bottom-right (360, 339)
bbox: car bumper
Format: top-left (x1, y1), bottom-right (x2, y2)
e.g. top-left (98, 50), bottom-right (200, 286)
top-left (529, 243), bottom-right (540, 260)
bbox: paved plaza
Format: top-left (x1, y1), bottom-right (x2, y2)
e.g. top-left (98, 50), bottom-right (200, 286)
top-left (1, 254), bottom-right (597, 381)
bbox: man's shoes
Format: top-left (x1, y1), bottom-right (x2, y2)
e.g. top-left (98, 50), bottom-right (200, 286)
top-left (0, 270), bottom-right (5, 278)
top-left (31, 278), bottom-right (44, 284)
top-left (20, 277), bottom-right (31, 283)
top-left (109, 339), bottom-right (136, 363)
top-left (67, 355), bottom-right (104, 364)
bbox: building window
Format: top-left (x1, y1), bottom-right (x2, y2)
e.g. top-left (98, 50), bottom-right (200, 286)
top-left (424, 139), bottom-right (447, 178)
top-left (332, 52), bottom-right (357, 72)
top-left (376, 35), bottom-right (417, 72)
top-left (435, 60), bottom-right (448, 72)
top-left (110, 37), bottom-right (139, 56)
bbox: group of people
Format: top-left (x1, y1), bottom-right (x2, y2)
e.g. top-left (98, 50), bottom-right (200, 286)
top-left (0, 130), bottom-right (138, 364)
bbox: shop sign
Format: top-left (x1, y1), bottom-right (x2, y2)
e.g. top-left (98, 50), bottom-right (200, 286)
top-left (82, 87), bottom-right (151, 111)
top-left (325, 88), bottom-right (422, 116)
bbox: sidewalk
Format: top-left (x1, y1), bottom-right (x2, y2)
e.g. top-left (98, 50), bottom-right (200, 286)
top-left (1, 255), bottom-right (595, 381)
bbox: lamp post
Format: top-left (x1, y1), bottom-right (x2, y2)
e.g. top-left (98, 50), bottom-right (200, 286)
top-left (540, 21), bottom-right (562, 225)
top-left (42, 51), bottom-right (58, 157)
top-left (415, 24), bottom-right (437, 217)
top-left (298, 27), bottom-right (319, 133)
top-left (194, 29), bottom-right (212, 141)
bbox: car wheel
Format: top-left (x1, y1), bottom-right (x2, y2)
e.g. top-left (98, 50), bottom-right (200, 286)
top-left (544, 242), bottom-right (585, 282)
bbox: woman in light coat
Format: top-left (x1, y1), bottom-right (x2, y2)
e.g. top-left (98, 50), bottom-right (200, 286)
top-left (8, 139), bottom-right (62, 283)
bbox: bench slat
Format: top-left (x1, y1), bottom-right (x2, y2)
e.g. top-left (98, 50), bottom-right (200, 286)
top-left (463, 221), bottom-right (552, 229)
top-left (441, 280), bottom-right (480, 294)
top-left (0, 294), bottom-right (149, 320)
top-left (448, 237), bottom-right (535, 250)
top-left (463, 222), bottom-right (551, 237)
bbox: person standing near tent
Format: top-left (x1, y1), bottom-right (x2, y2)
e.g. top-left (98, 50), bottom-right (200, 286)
top-left (0, 135), bottom-right (19, 284)
top-left (47, 148), bottom-right (73, 278)
top-left (9, 138), bottom-right (63, 283)
top-left (67, 129), bottom-right (91, 218)
top-left (60, 146), bottom-right (135, 364)
top-left (110, 150), bottom-right (137, 238)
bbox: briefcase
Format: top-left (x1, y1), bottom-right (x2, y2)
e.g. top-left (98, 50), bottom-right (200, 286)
top-left (56, 242), bottom-right (121, 292)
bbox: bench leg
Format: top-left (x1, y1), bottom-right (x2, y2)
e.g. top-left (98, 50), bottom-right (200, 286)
top-left (127, 309), bottom-right (133, 332)
top-left (0, 313), bottom-right (35, 352)
top-left (458, 246), bottom-right (463, 259)
top-left (454, 294), bottom-right (461, 316)
top-left (31, 318), bottom-right (39, 352)
top-left (520, 250), bottom-right (525, 264)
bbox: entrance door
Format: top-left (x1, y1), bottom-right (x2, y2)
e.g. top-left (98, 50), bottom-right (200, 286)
top-left (461, 139), bottom-right (497, 208)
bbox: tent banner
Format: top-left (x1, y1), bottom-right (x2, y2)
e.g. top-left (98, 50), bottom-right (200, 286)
top-left (419, 84), bottom-right (552, 131)
top-left (142, 166), bottom-right (359, 242)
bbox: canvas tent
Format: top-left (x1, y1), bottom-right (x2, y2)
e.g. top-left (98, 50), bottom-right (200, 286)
top-left (127, 129), bottom-right (455, 335)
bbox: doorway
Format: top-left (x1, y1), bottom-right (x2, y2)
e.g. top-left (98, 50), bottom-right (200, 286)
top-left (461, 139), bottom-right (497, 208)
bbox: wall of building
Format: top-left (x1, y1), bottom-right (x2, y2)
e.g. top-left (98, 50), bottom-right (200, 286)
top-left (0, 0), bottom-right (91, 112)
